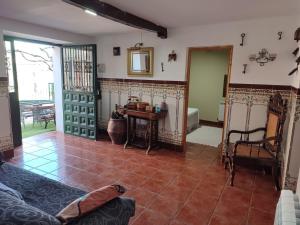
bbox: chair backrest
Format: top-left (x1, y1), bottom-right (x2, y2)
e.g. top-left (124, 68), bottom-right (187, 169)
top-left (265, 92), bottom-right (287, 153)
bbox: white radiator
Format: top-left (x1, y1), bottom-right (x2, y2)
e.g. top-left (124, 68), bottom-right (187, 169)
top-left (274, 190), bottom-right (300, 225)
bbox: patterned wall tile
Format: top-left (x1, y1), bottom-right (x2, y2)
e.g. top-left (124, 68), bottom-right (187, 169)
top-left (0, 79), bottom-right (13, 153)
top-left (227, 84), bottom-right (297, 190)
top-left (0, 135), bottom-right (13, 153)
top-left (0, 80), bottom-right (9, 97)
top-left (98, 79), bottom-right (186, 146)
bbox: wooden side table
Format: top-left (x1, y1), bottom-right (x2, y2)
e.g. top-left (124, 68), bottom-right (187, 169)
top-left (123, 110), bottom-right (167, 154)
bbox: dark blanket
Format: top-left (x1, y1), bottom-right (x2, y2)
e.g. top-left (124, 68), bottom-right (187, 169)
top-left (0, 163), bottom-right (135, 225)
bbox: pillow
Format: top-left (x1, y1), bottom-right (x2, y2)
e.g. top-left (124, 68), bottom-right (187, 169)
top-left (56, 184), bottom-right (126, 223)
top-left (0, 182), bottom-right (23, 200)
top-left (0, 191), bottom-right (61, 225)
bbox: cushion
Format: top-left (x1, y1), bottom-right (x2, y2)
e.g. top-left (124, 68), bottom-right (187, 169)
top-left (56, 184), bottom-right (126, 223)
top-left (0, 163), bottom-right (86, 216)
top-left (0, 191), bottom-right (61, 225)
top-left (68, 197), bottom-right (135, 225)
top-left (0, 181), bottom-right (23, 200)
top-left (235, 144), bottom-right (273, 159)
top-left (266, 112), bottom-right (279, 146)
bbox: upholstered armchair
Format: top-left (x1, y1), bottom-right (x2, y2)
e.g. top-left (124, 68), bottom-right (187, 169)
top-left (224, 92), bottom-right (287, 190)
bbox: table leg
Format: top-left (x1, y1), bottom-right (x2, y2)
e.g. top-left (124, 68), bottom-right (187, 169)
top-left (132, 118), bottom-right (136, 142)
top-left (124, 116), bottom-right (130, 149)
top-left (146, 120), bottom-right (153, 155)
top-left (155, 120), bottom-right (159, 143)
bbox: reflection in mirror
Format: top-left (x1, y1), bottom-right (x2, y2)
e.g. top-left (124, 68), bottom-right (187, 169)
top-left (128, 47), bottom-right (153, 76)
top-left (132, 52), bottom-right (149, 72)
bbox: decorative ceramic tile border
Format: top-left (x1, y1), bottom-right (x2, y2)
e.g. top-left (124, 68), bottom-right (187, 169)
top-left (0, 135), bottom-right (13, 153)
top-left (227, 84), bottom-right (294, 132)
top-left (98, 78), bottom-right (187, 146)
top-left (227, 83), bottom-right (300, 190)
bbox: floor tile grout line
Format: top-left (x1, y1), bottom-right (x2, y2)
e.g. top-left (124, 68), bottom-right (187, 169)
top-left (206, 171), bottom-right (229, 225)
top-left (245, 179), bottom-right (255, 225)
top-left (16, 132), bottom-right (278, 225)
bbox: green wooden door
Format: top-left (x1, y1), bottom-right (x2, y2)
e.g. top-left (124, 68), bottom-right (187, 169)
top-left (62, 45), bottom-right (98, 140)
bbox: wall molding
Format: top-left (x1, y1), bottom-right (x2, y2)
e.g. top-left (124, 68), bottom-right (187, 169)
top-left (98, 77), bottom-right (187, 85)
top-left (229, 83), bottom-right (298, 93)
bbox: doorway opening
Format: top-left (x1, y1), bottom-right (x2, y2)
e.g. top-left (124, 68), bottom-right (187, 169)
top-left (184, 46), bottom-right (233, 149)
top-left (4, 37), bottom-right (57, 142)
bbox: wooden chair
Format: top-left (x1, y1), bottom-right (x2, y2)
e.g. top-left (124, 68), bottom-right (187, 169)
top-left (224, 92), bottom-right (287, 190)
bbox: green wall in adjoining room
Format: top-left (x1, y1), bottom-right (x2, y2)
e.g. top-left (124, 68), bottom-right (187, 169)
top-left (188, 49), bottom-right (229, 122)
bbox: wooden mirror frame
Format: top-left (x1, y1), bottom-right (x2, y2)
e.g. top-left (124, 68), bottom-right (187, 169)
top-left (127, 47), bottom-right (154, 76)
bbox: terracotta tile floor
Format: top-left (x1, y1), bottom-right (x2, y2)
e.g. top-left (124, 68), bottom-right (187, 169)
top-left (9, 132), bottom-right (279, 225)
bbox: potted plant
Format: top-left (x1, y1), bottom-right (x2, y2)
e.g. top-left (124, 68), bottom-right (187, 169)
top-left (107, 105), bottom-right (127, 145)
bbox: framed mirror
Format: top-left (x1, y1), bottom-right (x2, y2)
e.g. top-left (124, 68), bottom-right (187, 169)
top-left (127, 47), bottom-right (154, 76)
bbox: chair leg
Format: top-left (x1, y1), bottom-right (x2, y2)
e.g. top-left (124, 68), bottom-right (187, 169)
top-left (272, 164), bottom-right (281, 191)
top-left (229, 158), bottom-right (235, 186)
top-left (224, 153), bottom-right (229, 169)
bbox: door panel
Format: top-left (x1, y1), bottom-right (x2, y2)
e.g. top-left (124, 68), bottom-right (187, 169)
top-left (4, 39), bottom-right (22, 147)
top-left (62, 45), bottom-right (98, 140)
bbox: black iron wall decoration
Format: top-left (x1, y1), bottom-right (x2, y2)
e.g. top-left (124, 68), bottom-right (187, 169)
top-left (113, 47), bottom-right (120, 56)
top-left (133, 42), bottom-right (143, 49)
top-left (288, 57), bottom-right (300, 76)
top-left (161, 62), bottom-right (165, 72)
top-left (293, 48), bottom-right (299, 56)
top-left (288, 29), bottom-right (300, 76)
top-left (294, 27), bottom-right (300, 42)
top-left (240, 33), bottom-right (246, 46)
top-left (249, 48), bottom-right (276, 66)
top-left (168, 50), bottom-right (177, 62)
top-left (242, 64), bottom-right (247, 74)
top-left (277, 31), bottom-right (283, 40)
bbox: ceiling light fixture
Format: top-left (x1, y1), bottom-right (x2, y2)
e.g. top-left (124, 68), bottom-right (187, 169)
top-left (84, 9), bottom-right (97, 16)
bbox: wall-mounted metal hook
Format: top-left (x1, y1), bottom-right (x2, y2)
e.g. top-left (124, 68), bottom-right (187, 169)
top-left (288, 57), bottom-right (300, 76)
top-left (293, 47), bottom-right (299, 56)
top-left (242, 64), bottom-right (247, 74)
top-left (240, 33), bottom-right (246, 46)
top-left (161, 62), bottom-right (165, 72)
top-left (278, 31), bottom-right (283, 40)
top-left (288, 67), bottom-right (298, 76)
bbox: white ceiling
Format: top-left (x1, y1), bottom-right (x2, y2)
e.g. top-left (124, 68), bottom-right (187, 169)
top-left (0, 0), bottom-right (299, 36)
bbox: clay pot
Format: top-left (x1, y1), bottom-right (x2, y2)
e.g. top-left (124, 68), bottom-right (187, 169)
top-left (107, 118), bottom-right (127, 145)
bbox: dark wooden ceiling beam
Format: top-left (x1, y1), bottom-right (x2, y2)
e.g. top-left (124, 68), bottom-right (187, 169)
top-left (63, 0), bottom-right (168, 39)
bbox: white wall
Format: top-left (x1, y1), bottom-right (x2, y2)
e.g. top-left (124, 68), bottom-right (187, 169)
top-left (53, 47), bottom-right (64, 132)
top-left (97, 15), bottom-right (300, 87)
top-left (0, 17), bottom-right (95, 45)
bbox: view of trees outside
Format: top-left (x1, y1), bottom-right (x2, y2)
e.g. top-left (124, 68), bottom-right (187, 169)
top-left (14, 41), bottom-right (54, 101)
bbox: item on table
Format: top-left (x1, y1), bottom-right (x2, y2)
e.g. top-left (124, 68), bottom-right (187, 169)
top-left (128, 96), bottom-right (140, 102)
top-left (155, 104), bottom-right (161, 113)
top-left (145, 105), bottom-right (155, 113)
top-left (137, 102), bottom-right (149, 111)
top-left (160, 102), bottom-right (168, 112)
top-left (127, 102), bottom-right (137, 110)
